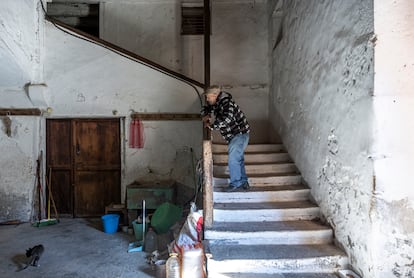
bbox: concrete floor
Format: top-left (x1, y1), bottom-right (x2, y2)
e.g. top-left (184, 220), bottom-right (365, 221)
top-left (0, 218), bottom-right (161, 278)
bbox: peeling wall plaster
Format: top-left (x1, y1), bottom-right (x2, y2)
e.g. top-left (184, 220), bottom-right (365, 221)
top-left (0, 117), bottom-right (41, 221)
top-left (372, 0), bottom-right (414, 277)
top-left (268, 0), bottom-right (375, 276)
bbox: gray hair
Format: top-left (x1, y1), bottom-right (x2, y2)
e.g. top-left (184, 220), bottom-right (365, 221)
top-left (205, 85), bottom-right (221, 95)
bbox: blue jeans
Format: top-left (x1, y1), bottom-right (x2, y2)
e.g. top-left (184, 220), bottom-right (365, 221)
top-left (228, 133), bottom-right (249, 187)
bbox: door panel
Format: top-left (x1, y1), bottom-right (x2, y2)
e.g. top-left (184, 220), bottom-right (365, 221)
top-left (50, 170), bottom-right (72, 215)
top-left (46, 120), bottom-right (73, 215)
top-left (74, 170), bottom-right (120, 217)
top-left (73, 119), bottom-right (120, 217)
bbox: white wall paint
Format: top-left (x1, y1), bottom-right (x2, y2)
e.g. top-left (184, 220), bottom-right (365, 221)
top-left (0, 0), bottom-right (43, 90)
top-left (269, 0), bottom-right (375, 276)
top-left (372, 0), bottom-right (414, 277)
top-left (211, 0), bottom-right (269, 143)
top-left (101, 1), bottom-right (182, 73)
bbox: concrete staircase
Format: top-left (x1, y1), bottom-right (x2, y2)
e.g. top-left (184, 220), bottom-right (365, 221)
top-left (204, 143), bottom-right (348, 277)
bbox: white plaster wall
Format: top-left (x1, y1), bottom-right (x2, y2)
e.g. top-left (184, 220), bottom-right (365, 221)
top-left (211, 0), bottom-right (269, 143)
top-left (0, 0), bottom-right (45, 221)
top-left (0, 0), bottom-right (43, 90)
top-left (269, 0), bottom-right (375, 276)
top-left (372, 0), bottom-right (414, 277)
top-left (0, 117), bottom-right (42, 221)
top-left (45, 22), bottom-right (203, 206)
top-left (100, 0), bottom-right (182, 73)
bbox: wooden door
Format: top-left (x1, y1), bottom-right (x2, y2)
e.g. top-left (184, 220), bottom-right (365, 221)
top-left (46, 119), bottom-right (121, 217)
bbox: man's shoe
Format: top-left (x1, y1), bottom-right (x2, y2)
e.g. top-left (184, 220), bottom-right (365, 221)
top-left (242, 182), bottom-right (250, 190)
top-left (224, 185), bottom-right (243, 192)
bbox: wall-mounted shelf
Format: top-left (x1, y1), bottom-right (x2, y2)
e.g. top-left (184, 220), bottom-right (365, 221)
top-left (0, 109), bottom-right (42, 116)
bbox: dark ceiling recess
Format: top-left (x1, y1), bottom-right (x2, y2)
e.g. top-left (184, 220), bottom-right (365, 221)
top-left (47, 2), bottom-right (99, 37)
top-left (181, 6), bottom-right (205, 35)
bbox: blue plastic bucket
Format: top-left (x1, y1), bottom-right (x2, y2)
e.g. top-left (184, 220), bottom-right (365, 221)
top-left (101, 214), bottom-right (120, 234)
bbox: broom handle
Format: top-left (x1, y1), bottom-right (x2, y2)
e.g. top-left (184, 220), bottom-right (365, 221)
top-left (37, 157), bottom-right (41, 221)
top-left (48, 167), bottom-right (59, 220)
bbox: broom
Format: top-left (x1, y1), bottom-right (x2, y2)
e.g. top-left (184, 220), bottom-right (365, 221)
top-left (33, 166), bottom-right (58, 227)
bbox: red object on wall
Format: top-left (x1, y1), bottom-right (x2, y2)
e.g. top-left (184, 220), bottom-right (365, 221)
top-left (129, 119), bottom-right (144, 148)
top-left (129, 120), bottom-right (135, 148)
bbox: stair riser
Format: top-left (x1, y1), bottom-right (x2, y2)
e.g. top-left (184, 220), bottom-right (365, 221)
top-left (205, 230), bottom-right (333, 245)
top-left (213, 190), bottom-right (310, 203)
top-left (212, 144), bottom-right (285, 153)
top-left (214, 175), bottom-right (302, 186)
top-left (207, 256), bottom-right (348, 274)
top-left (213, 208), bottom-right (320, 222)
top-left (213, 164), bottom-right (297, 175)
top-left (213, 153), bottom-right (291, 164)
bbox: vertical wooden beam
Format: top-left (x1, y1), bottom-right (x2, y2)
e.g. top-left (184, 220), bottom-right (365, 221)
top-left (203, 139), bottom-right (213, 228)
top-left (204, 0), bottom-right (210, 88)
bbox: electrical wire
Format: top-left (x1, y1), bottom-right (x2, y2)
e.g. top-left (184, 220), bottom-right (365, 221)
top-left (39, 1), bottom-right (203, 107)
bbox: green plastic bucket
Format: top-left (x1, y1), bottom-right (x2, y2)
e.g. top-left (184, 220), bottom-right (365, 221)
top-left (151, 202), bottom-right (182, 234)
top-left (132, 220), bottom-right (147, 240)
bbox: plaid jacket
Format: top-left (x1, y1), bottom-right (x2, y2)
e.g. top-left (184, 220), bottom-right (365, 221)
top-left (202, 91), bottom-right (250, 142)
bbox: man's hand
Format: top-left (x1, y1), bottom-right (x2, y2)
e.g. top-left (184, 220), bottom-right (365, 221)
top-left (202, 115), bottom-right (212, 129)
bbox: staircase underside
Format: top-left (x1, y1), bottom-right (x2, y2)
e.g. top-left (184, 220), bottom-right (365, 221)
top-left (205, 143), bottom-right (349, 276)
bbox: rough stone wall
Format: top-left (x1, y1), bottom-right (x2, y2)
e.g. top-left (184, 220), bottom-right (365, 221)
top-left (269, 0), bottom-right (375, 276)
top-left (372, 0), bottom-right (414, 277)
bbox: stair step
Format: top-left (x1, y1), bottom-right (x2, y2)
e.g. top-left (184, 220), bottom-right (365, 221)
top-left (214, 173), bottom-right (302, 186)
top-left (206, 244), bottom-right (348, 274)
top-left (213, 152), bottom-right (292, 164)
top-left (213, 185), bottom-right (310, 203)
top-left (205, 220), bottom-right (333, 245)
top-left (213, 163), bottom-right (298, 175)
top-left (213, 201), bottom-right (320, 222)
top-left (212, 143), bottom-right (285, 153)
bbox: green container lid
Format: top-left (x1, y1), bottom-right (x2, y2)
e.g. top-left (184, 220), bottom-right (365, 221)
top-left (151, 202), bottom-right (182, 234)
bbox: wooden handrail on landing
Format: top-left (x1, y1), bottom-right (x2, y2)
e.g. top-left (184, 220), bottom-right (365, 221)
top-left (46, 17), bottom-right (205, 89)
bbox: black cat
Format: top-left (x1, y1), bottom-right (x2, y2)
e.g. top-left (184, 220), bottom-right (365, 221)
top-left (17, 244), bottom-right (44, 271)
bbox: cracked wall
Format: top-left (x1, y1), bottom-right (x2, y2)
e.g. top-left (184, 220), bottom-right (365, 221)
top-left (268, 0), bottom-right (375, 276)
top-left (372, 0), bottom-right (414, 277)
top-left (0, 117), bottom-right (41, 221)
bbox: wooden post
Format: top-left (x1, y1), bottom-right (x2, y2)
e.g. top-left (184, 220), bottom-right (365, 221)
top-left (202, 138), bottom-right (213, 228)
top-left (204, 0), bottom-right (210, 88)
